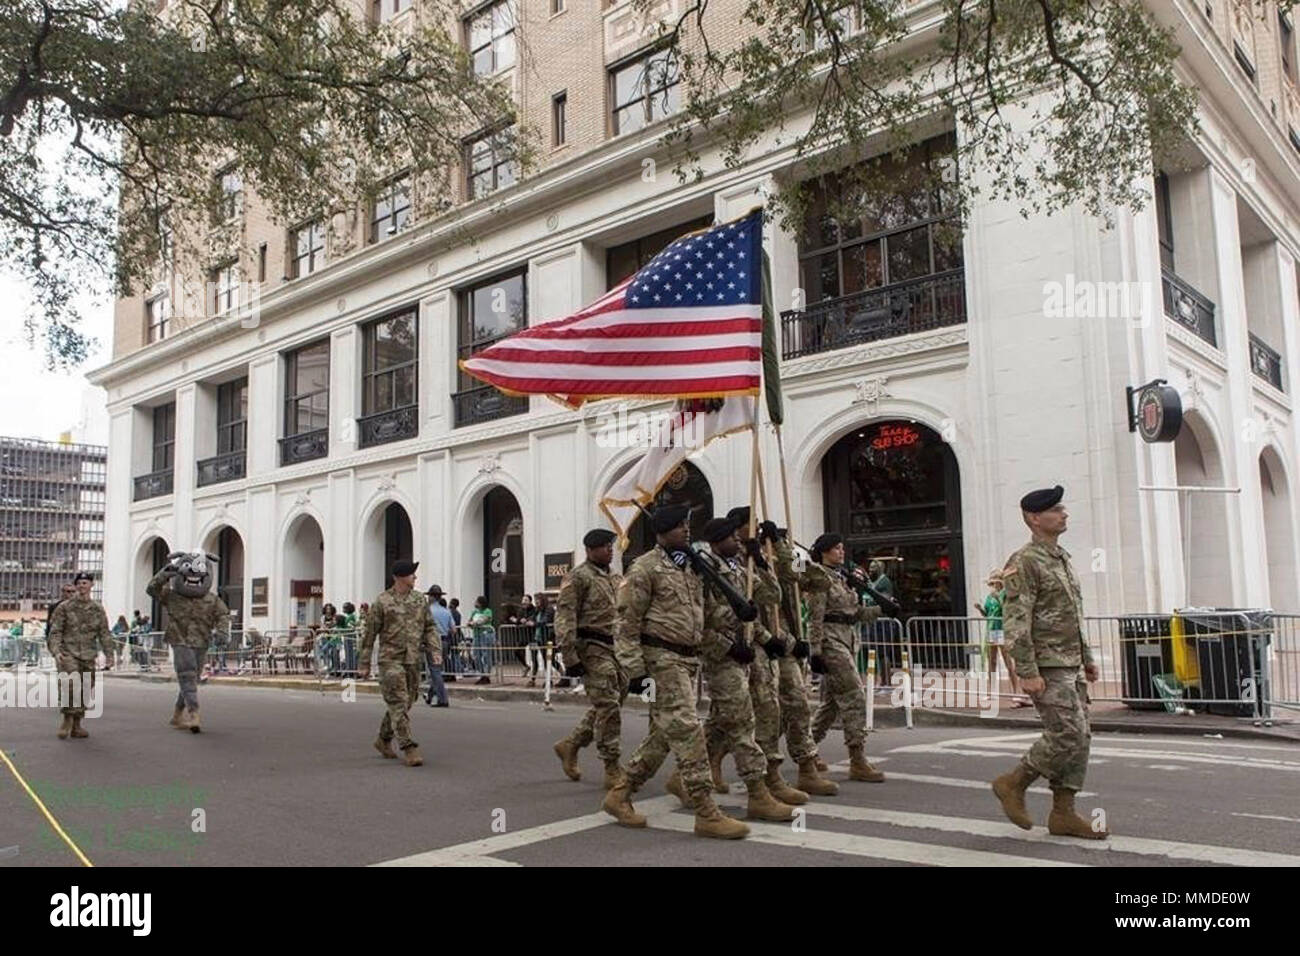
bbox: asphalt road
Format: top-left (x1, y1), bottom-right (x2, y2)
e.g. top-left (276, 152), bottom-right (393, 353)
top-left (3, 677), bottom-right (1299, 867)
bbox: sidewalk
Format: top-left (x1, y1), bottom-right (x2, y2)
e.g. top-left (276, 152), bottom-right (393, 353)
top-left (103, 671), bottom-right (1300, 742)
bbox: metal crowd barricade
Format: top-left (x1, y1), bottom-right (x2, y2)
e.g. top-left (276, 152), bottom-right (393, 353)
top-left (1269, 614), bottom-right (1300, 714)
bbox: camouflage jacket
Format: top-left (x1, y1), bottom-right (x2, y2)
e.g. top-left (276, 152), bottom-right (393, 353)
top-left (771, 539), bottom-right (805, 644)
top-left (554, 560), bottom-right (621, 659)
top-left (147, 570), bottom-right (230, 648)
top-left (361, 587), bottom-right (440, 666)
top-left (803, 562), bottom-right (880, 654)
top-left (614, 545), bottom-right (704, 677)
top-left (47, 596), bottom-right (113, 663)
top-left (701, 551), bottom-right (780, 663)
top-left (1003, 539), bottom-right (1093, 679)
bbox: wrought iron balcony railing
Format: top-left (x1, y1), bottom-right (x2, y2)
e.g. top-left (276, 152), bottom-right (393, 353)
top-left (133, 470), bottom-right (173, 501)
top-left (278, 428), bottom-right (329, 466)
top-left (1249, 333), bottom-right (1284, 391)
top-left (1161, 268), bottom-right (1217, 348)
top-left (358, 405), bottom-right (418, 448)
top-left (196, 450), bottom-right (246, 487)
top-left (453, 385), bottom-right (529, 428)
top-left (779, 269), bottom-right (966, 361)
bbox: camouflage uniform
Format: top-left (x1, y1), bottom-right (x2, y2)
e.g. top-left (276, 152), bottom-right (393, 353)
top-left (47, 596), bottom-right (113, 717)
top-left (804, 563), bottom-right (880, 748)
top-left (1004, 540), bottom-right (1094, 792)
top-left (614, 545), bottom-right (711, 799)
top-left (147, 569), bottom-right (229, 715)
top-left (702, 555), bottom-right (781, 781)
top-left (773, 540), bottom-right (818, 763)
top-left (362, 586), bottom-right (441, 753)
top-left (556, 560), bottom-right (626, 763)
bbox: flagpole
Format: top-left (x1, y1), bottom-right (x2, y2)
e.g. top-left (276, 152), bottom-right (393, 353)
top-left (775, 424), bottom-right (805, 643)
top-left (744, 394), bottom-right (760, 642)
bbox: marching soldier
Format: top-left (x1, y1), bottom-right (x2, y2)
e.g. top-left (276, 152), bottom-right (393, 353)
top-left (552, 528), bottom-right (627, 789)
top-left (147, 552), bottom-right (229, 733)
top-left (602, 504), bottom-right (750, 839)
top-left (671, 514), bottom-right (795, 822)
top-left (359, 560), bottom-right (441, 768)
top-left (47, 572), bottom-right (113, 740)
top-left (804, 533), bottom-right (888, 782)
top-left (992, 486), bottom-right (1108, 840)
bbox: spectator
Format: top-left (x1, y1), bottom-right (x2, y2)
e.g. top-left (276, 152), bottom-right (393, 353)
top-left (423, 586), bottom-right (450, 706)
top-left (449, 598), bottom-right (461, 627)
top-left (468, 596), bottom-right (494, 684)
top-left (509, 594), bottom-right (536, 677)
top-left (339, 601), bottom-right (358, 675)
top-left (317, 603), bottom-right (339, 675)
top-left (357, 603), bottom-right (372, 673)
top-left (526, 594), bottom-right (555, 687)
top-left (975, 570), bottom-right (1026, 706)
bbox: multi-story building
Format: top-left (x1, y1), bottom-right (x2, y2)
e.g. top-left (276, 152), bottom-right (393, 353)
top-left (90, 1), bottom-right (1300, 632)
top-left (0, 438), bottom-right (107, 622)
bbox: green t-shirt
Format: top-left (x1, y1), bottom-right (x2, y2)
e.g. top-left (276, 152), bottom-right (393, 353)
top-left (983, 592), bottom-right (1004, 632)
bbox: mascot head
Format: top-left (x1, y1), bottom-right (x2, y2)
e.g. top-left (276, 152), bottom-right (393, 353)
top-left (168, 551), bottom-right (217, 598)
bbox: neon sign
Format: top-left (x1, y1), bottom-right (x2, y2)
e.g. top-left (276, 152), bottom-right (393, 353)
top-left (869, 424), bottom-right (921, 451)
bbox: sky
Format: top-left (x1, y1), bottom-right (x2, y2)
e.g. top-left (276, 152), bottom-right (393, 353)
top-left (0, 271), bottom-right (113, 445)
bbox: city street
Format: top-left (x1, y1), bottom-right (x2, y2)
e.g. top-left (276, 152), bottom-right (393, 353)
top-left (3, 679), bottom-right (1298, 867)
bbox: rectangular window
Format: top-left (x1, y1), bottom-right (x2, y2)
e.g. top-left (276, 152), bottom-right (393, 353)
top-left (551, 0), bottom-right (565, 12)
top-left (371, 0), bottom-right (411, 23)
top-left (1234, 41), bottom-right (1256, 83)
top-left (467, 1), bottom-right (516, 76)
top-left (611, 46), bottom-right (680, 136)
top-left (258, 243), bottom-right (267, 282)
top-left (1155, 170), bottom-right (1174, 272)
top-left (152, 404), bottom-right (176, 473)
top-left (553, 91), bottom-right (567, 147)
top-left (457, 270), bottom-right (526, 392)
top-left (806, 2), bottom-right (857, 51)
top-left (467, 127), bottom-right (519, 199)
top-left (216, 378), bottom-right (249, 455)
top-left (1282, 12), bottom-right (1296, 84)
top-left (796, 132), bottom-right (963, 306)
top-left (146, 295), bottom-right (170, 343)
top-left (216, 167), bottom-right (242, 222)
top-left (370, 175), bottom-right (412, 243)
top-left (362, 309), bottom-right (418, 416)
top-left (284, 340), bottom-right (331, 437)
top-left (291, 220), bottom-right (327, 277)
top-left (211, 261), bottom-right (239, 315)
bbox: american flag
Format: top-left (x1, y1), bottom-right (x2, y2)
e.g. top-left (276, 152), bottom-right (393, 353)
top-left (460, 209), bottom-right (764, 407)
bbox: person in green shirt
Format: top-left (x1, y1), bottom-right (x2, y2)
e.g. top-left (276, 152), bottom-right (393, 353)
top-left (469, 597), bottom-right (495, 684)
top-left (975, 569), bottom-right (1026, 705)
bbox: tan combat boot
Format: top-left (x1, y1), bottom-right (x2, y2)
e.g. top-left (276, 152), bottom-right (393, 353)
top-left (602, 780), bottom-right (647, 828)
top-left (694, 793), bottom-right (750, 840)
top-left (745, 778), bottom-right (796, 822)
top-left (70, 716), bottom-right (88, 738)
top-left (665, 769), bottom-right (689, 807)
top-left (56, 715), bottom-right (72, 739)
top-left (169, 705), bottom-right (185, 728)
top-left (403, 745), bottom-right (424, 767)
top-left (553, 739), bottom-right (582, 781)
top-left (1047, 788), bottom-right (1108, 840)
top-left (848, 745), bottom-right (885, 782)
top-left (602, 760), bottom-right (624, 791)
top-left (185, 707), bottom-right (201, 733)
top-left (708, 747), bottom-right (730, 794)
top-left (765, 760), bottom-right (809, 805)
top-left (797, 757), bottom-right (840, 796)
top-left (814, 756), bottom-right (829, 772)
top-left (991, 762), bottom-right (1039, 830)
top-left (374, 736), bottom-right (397, 759)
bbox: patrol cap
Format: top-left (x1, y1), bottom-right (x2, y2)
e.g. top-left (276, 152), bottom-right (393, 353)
top-left (1019, 485), bottom-right (1064, 513)
top-left (700, 516), bottom-right (741, 543)
top-left (810, 532), bottom-right (843, 561)
top-left (391, 559), bottom-right (419, 578)
top-left (583, 528), bottom-right (617, 548)
top-left (73, 572), bottom-right (93, 583)
top-left (649, 504), bottom-right (691, 533)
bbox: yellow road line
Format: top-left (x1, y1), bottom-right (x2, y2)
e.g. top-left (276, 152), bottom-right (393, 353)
top-left (0, 747), bottom-right (94, 867)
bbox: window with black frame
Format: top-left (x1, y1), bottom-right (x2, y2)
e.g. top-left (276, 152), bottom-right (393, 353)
top-left (605, 214), bottom-right (712, 291)
top-left (611, 45), bottom-right (679, 136)
top-left (466, 0), bottom-right (516, 76)
top-left (291, 220), bottom-right (326, 278)
top-left (282, 341), bottom-right (330, 464)
top-left (455, 270), bottom-right (527, 427)
top-left (359, 310), bottom-right (418, 446)
top-left (466, 127), bottom-right (518, 199)
top-left (216, 379), bottom-right (248, 455)
top-left (370, 174), bottom-right (412, 243)
top-left (152, 405), bottom-right (175, 473)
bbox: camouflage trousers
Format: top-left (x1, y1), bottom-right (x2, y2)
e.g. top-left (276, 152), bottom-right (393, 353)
top-left (56, 657), bottom-right (96, 717)
top-left (563, 642), bottom-right (626, 763)
top-left (703, 655), bottom-right (767, 782)
top-left (811, 639), bottom-right (868, 748)
top-left (172, 644), bottom-right (207, 712)
top-left (1022, 667), bottom-right (1091, 792)
top-left (776, 654), bottom-right (818, 762)
top-left (747, 646), bottom-right (782, 762)
top-left (624, 648), bottom-right (712, 799)
top-left (378, 662), bottom-right (420, 751)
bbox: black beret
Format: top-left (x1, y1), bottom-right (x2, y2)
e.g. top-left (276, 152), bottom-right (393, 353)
top-left (391, 560), bottom-right (419, 577)
top-left (700, 516), bottom-right (741, 543)
top-left (73, 572), bottom-right (93, 583)
top-left (649, 504), bottom-right (692, 533)
top-left (583, 528), bottom-right (617, 548)
top-left (810, 532), bottom-right (843, 561)
top-left (725, 506), bottom-right (751, 528)
top-left (1019, 486), bottom-right (1064, 514)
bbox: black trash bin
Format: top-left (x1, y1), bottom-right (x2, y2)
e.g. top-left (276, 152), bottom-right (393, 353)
top-left (1178, 609), bottom-right (1272, 718)
top-left (1119, 615), bottom-right (1176, 710)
